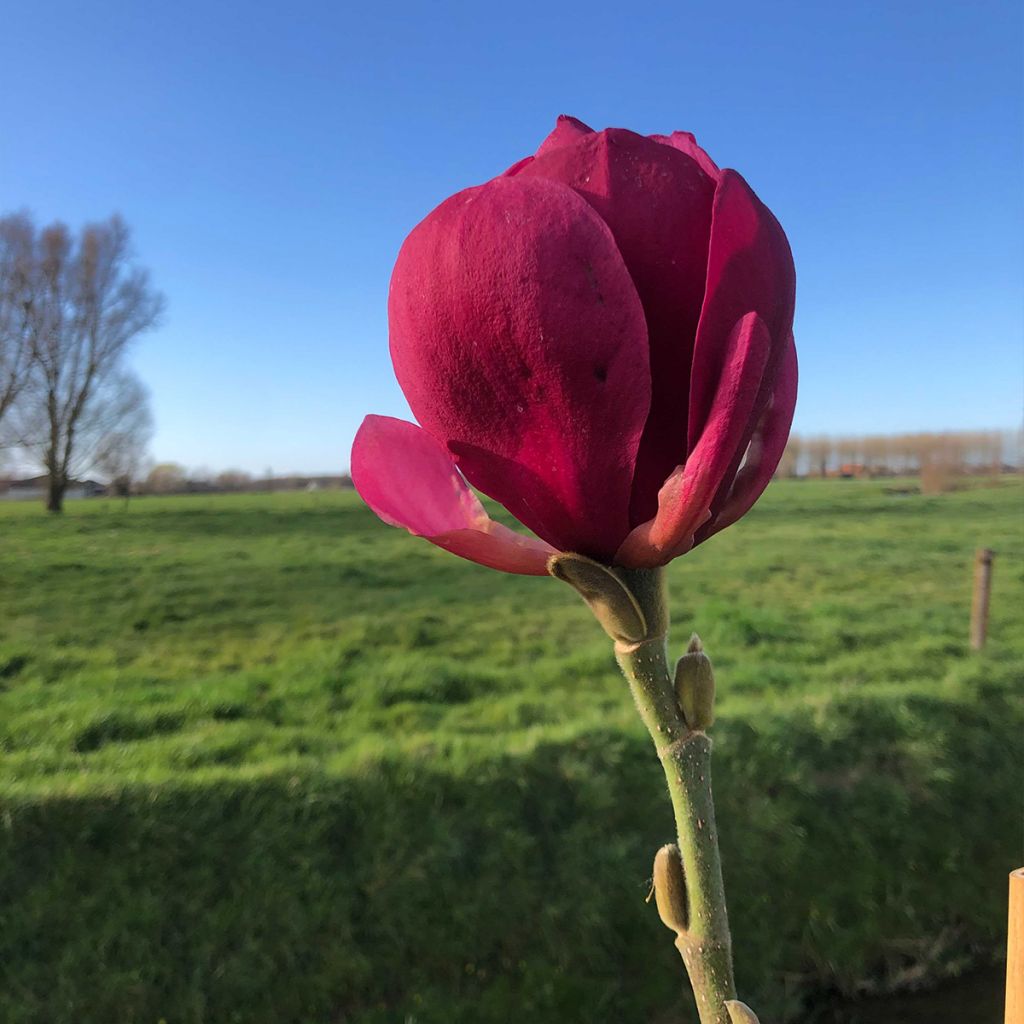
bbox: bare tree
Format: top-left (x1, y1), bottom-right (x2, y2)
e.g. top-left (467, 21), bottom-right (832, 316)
top-left (92, 373), bottom-right (154, 500)
top-left (216, 469), bottom-right (253, 491)
top-left (0, 213), bottom-right (35, 429)
top-left (10, 214), bottom-right (163, 511)
top-left (145, 462), bottom-right (186, 493)
top-left (805, 435), bottom-right (832, 478)
top-left (775, 433), bottom-right (801, 479)
top-left (757, 429), bottom-right (1017, 481)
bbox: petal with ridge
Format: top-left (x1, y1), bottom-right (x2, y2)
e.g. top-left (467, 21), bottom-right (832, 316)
top-left (389, 174), bottom-right (651, 561)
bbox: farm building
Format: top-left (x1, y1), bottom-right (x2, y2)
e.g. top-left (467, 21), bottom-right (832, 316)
top-left (0, 476), bottom-right (106, 501)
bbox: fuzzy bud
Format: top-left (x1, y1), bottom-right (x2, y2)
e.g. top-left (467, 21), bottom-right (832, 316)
top-left (725, 1000), bottom-right (761, 1024)
top-left (674, 633), bottom-right (715, 730)
top-left (652, 843), bottom-right (688, 933)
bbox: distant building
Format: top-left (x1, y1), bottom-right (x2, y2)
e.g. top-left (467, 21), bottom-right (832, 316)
top-left (0, 476), bottom-right (106, 501)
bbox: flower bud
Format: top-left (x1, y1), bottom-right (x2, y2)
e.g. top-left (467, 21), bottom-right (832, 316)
top-left (674, 634), bottom-right (715, 730)
top-left (652, 843), bottom-right (688, 933)
top-left (353, 118), bottom-right (797, 578)
top-left (725, 1000), bottom-right (761, 1024)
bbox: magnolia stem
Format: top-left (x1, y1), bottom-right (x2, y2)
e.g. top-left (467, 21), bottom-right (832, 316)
top-left (614, 569), bottom-right (737, 1024)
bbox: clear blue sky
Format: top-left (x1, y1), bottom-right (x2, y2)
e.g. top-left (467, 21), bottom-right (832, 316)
top-left (2, 0), bottom-right (1021, 474)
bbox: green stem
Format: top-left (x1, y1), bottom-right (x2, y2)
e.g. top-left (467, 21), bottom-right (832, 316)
top-left (614, 568), bottom-right (736, 1024)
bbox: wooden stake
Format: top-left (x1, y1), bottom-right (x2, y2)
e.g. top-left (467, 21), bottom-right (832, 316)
top-left (1007, 868), bottom-right (1024, 1024)
top-left (970, 548), bottom-right (995, 650)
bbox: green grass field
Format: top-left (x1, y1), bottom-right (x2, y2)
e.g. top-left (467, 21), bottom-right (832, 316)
top-left (1, 480), bottom-right (1021, 1023)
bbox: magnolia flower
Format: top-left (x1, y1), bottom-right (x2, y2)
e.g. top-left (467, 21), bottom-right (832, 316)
top-left (352, 116), bottom-right (796, 574)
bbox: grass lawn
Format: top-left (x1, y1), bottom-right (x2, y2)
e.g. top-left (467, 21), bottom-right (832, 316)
top-left (1, 479), bottom-right (1021, 1022)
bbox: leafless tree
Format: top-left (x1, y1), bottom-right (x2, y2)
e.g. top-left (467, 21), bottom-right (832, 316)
top-left (216, 469), bottom-right (253, 491)
top-left (93, 373), bottom-right (154, 500)
top-left (0, 213), bottom-right (35, 429)
top-left (774, 433), bottom-right (801, 479)
top-left (804, 435), bottom-right (832, 478)
top-left (145, 462), bottom-right (186, 493)
top-left (787, 429), bottom-right (1016, 483)
top-left (9, 214), bottom-right (163, 511)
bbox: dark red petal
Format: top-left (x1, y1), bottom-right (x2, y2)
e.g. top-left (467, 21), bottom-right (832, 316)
top-left (697, 331), bottom-right (798, 542)
top-left (535, 114), bottom-right (595, 157)
top-left (389, 175), bottom-right (651, 560)
top-left (649, 131), bottom-right (721, 181)
top-left (688, 170), bottom-right (795, 454)
top-left (683, 171), bottom-right (795, 531)
top-left (615, 313), bottom-right (771, 568)
top-left (504, 117), bottom-right (595, 177)
top-left (502, 155), bottom-right (535, 176)
top-left (351, 415), bottom-right (556, 575)
top-left (515, 127), bottom-right (717, 524)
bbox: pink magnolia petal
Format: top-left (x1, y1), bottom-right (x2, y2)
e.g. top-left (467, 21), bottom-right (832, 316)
top-left (688, 170), bottom-right (795, 455)
top-left (684, 173), bottom-right (795, 531)
top-left (351, 415), bottom-right (556, 576)
top-left (504, 117), bottom-right (595, 177)
top-left (502, 155), bottom-right (535, 176)
top-left (615, 313), bottom-right (771, 568)
top-left (389, 174), bottom-right (651, 561)
top-left (697, 331), bottom-right (798, 542)
top-left (649, 131), bottom-right (721, 181)
top-left (429, 524), bottom-right (556, 575)
top-left (514, 126), bottom-right (717, 524)
top-left (535, 114), bottom-right (594, 158)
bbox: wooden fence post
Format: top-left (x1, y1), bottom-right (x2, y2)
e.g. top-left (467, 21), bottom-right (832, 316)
top-left (1007, 868), bottom-right (1023, 1024)
top-left (970, 548), bottom-right (995, 650)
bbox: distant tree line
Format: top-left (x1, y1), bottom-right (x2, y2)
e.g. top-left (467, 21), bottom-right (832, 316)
top-left (776, 429), bottom-right (1019, 491)
top-left (139, 463), bottom-right (352, 496)
top-left (0, 211), bottom-right (162, 511)
top-left (0, 463), bottom-right (354, 501)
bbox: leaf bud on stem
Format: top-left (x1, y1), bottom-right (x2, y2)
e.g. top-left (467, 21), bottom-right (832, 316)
top-left (675, 634), bottom-right (716, 730)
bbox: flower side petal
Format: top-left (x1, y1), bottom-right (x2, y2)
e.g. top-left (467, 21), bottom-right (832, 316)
top-left (688, 170), bottom-right (795, 454)
top-left (351, 415), bottom-right (556, 576)
top-left (615, 313), bottom-right (771, 568)
top-left (684, 171), bottom-right (795, 530)
top-left (389, 174), bottom-right (651, 561)
top-left (697, 331), bottom-right (798, 542)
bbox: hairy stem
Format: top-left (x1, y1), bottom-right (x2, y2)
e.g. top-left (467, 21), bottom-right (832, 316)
top-left (614, 568), bottom-right (736, 1024)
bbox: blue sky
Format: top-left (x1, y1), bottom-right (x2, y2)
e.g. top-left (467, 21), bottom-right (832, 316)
top-left (2, 0), bottom-right (1021, 474)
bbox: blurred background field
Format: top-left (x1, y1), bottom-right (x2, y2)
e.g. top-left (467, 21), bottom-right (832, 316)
top-left (0, 478), bottom-right (1020, 1022)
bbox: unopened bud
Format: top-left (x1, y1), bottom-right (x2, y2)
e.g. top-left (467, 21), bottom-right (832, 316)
top-left (674, 634), bottom-right (715, 730)
top-left (725, 1000), bottom-right (761, 1024)
top-left (652, 843), bottom-right (688, 933)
